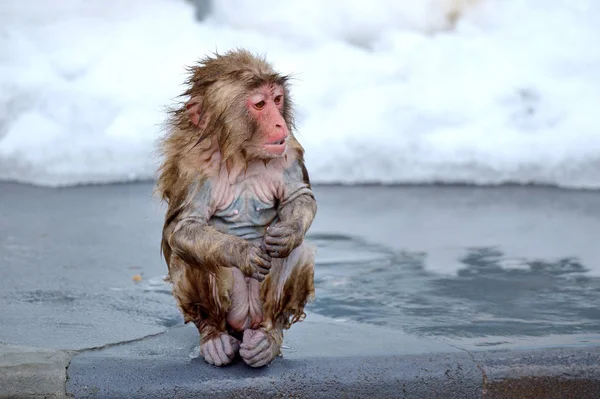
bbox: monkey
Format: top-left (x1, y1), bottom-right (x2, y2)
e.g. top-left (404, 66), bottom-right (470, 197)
top-left (155, 49), bottom-right (317, 368)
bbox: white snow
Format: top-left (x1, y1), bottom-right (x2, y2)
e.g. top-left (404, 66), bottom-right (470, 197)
top-left (1, 0), bottom-right (599, 188)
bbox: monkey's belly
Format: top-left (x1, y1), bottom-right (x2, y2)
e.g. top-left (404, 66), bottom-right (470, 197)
top-left (226, 268), bottom-right (263, 332)
top-left (210, 193), bottom-right (278, 241)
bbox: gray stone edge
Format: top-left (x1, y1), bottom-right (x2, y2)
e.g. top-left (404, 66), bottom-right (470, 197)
top-left (0, 344), bottom-right (73, 399)
top-left (65, 344), bottom-right (600, 399)
top-left (3, 335), bottom-right (599, 399)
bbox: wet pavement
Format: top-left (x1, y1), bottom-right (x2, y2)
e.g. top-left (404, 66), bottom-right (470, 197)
top-left (1, 181), bottom-right (599, 397)
top-left (0, 182), bottom-right (178, 350)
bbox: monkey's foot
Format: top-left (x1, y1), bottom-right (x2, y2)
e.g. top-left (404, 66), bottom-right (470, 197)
top-left (200, 333), bottom-right (240, 367)
top-left (239, 328), bottom-right (281, 368)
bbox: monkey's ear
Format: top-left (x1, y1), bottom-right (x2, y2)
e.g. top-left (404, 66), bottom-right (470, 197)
top-left (185, 96), bottom-right (203, 126)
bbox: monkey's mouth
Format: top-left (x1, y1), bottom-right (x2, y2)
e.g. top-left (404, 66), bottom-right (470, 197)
top-left (264, 138), bottom-right (287, 155)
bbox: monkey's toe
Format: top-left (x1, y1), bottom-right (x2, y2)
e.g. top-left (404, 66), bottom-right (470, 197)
top-left (239, 329), bottom-right (278, 368)
top-left (200, 333), bottom-right (238, 367)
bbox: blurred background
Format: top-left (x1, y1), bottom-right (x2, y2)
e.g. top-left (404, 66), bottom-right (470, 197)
top-left (1, 0), bottom-right (599, 189)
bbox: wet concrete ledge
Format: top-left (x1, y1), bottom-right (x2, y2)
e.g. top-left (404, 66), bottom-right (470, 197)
top-left (65, 318), bottom-right (600, 399)
top-left (3, 332), bottom-right (599, 399)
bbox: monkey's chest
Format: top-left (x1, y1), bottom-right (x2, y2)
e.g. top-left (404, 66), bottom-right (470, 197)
top-left (210, 190), bottom-right (278, 241)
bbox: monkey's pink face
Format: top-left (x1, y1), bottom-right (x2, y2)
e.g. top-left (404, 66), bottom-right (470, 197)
top-left (246, 84), bottom-right (289, 157)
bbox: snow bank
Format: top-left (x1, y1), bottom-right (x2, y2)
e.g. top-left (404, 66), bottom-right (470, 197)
top-left (1, 0), bottom-right (599, 188)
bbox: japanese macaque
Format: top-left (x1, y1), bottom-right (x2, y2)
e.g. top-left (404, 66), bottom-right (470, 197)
top-left (156, 49), bottom-right (316, 368)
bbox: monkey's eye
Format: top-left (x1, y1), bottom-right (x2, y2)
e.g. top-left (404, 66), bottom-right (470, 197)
top-left (274, 95), bottom-right (282, 105)
top-left (254, 100), bottom-right (265, 110)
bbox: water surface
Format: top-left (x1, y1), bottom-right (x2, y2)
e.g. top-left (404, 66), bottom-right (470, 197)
top-left (308, 232), bottom-right (600, 348)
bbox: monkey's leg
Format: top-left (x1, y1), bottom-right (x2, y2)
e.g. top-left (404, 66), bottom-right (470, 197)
top-left (168, 256), bottom-right (240, 366)
top-left (239, 243), bottom-right (315, 368)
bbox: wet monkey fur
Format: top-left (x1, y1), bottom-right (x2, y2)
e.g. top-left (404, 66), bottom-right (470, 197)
top-left (156, 49), bottom-right (317, 368)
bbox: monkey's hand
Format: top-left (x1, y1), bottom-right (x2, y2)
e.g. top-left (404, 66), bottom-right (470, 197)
top-left (264, 220), bottom-right (303, 259)
top-left (240, 245), bottom-right (272, 282)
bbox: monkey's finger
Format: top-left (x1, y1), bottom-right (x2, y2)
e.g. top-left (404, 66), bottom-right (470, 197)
top-left (266, 226), bottom-right (290, 237)
top-left (258, 262), bottom-right (272, 272)
top-left (265, 243), bottom-right (285, 252)
top-left (253, 256), bottom-right (271, 269)
top-left (266, 251), bottom-right (280, 259)
top-left (255, 266), bottom-right (271, 277)
top-left (221, 334), bottom-right (234, 358)
top-left (251, 272), bottom-right (265, 282)
top-left (252, 262), bottom-right (269, 274)
top-left (265, 245), bottom-right (288, 258)
top-left (258, 269), bottom-right (269, 278)
top-left (265, 235), bottom-right (287, 245)
top-left (254, 260), bottom-right (271, 272)
top-left (257, 264), bottom-right (271, 274)
top-left (257, 251), bottom-right (272, 263)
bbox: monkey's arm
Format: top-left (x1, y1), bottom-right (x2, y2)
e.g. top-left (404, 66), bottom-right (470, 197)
top-left (165, 181), bottom-right (271, 280)
top-left (167, 219), bottom-right (271, 280)
top-left (264, 161), bottom-right (317, 258)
